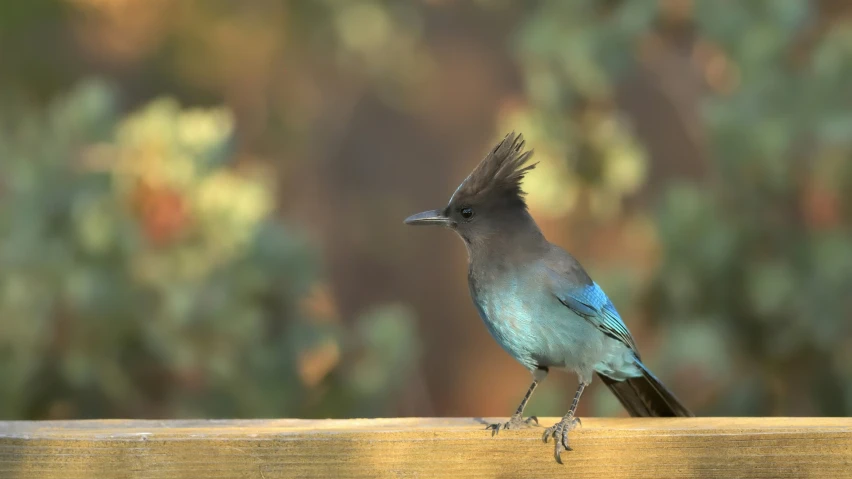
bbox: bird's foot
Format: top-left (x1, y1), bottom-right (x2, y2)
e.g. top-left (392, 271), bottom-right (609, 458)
top-left (542, 415), bottom-right (582, 464)
top-left (485, 414), bottom-right (539, 436)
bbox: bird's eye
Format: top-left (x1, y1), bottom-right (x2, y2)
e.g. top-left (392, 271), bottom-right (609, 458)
top-left (460, 207), bottom-right (474, 219)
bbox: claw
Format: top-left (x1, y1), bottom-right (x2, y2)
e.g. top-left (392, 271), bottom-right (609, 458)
top-left (543, 415), bottom-right (581, 464)
top-left (486, 414), bottom-right (540, 436)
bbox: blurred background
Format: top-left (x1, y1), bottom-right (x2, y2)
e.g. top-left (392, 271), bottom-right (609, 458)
top-left (1, 0), bottom-right (851, 421)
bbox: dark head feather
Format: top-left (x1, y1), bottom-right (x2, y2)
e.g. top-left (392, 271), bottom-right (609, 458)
top-left (450, 131), bottom-right (537, 208)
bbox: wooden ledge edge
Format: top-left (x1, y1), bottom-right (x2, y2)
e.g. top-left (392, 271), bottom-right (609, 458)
top-left (0, 417), bottom-right (851, 479)
top-left (1, 417), bottom-right (851, 440)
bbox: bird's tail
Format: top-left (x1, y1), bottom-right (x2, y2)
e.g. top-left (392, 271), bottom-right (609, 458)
top-left (597, 361), bottom-right (693, 417)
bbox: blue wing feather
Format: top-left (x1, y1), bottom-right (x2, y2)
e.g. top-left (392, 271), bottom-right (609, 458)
top-left (552, 281), bottom-right (639, 353)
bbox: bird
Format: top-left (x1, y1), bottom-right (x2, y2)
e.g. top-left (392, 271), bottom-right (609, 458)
top-left (404, 132), bottom-right (692, 463)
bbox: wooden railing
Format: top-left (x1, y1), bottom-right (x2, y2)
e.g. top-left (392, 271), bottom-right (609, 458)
top-left (0, 418), bottom-right (850, 478)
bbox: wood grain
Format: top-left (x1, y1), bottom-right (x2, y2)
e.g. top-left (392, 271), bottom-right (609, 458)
top-left (0, 418), bottom-right (850, 478)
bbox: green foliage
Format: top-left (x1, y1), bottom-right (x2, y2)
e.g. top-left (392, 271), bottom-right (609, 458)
top-left (511, 0), bottom-right (654, 220)
top-left (650, 1), bottom-right (852, 415)
top-left (0, 80), bottom-right (418, 419)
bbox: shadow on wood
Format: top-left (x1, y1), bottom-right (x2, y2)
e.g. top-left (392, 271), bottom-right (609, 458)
top-left (0, 418), bottom-right (850, 478)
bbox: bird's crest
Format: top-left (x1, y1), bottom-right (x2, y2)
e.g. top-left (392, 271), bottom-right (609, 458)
top-left (450, 131), bottom-right (537, 208)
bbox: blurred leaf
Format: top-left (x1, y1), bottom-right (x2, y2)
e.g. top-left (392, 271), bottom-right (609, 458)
top-left (0, 80), bottom-right (421, 419)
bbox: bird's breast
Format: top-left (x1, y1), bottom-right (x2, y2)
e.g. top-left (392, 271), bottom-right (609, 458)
top-left (467, 263), bottom-right (603, 372)
top-left (468, 267), bottom-right (552, 369)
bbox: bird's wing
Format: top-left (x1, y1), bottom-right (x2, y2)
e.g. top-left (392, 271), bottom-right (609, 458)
top-left (547, 270), bottom-right (639, 353)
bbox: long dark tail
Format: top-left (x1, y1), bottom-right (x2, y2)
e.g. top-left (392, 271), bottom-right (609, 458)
top-left (597, 361), bottom-right (693, 417)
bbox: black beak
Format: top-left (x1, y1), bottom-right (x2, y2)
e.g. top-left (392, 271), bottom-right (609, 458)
top-left (404, 209), bottom-right (450, 226)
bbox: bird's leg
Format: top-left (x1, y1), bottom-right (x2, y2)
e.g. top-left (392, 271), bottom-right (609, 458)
top-left (543, 381), bottom-right (586, 464)
top-left (486, 379), bottom-right (539, 435)
top-left (486, 368), bottom-right (547, 435)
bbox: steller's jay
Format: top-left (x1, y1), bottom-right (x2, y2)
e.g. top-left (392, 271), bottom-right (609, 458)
top-left (405, 132), bottom-right (692, 463)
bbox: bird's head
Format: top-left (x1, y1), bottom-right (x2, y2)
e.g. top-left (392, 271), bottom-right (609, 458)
top-left (404, 132), bottom-right (538, 245)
